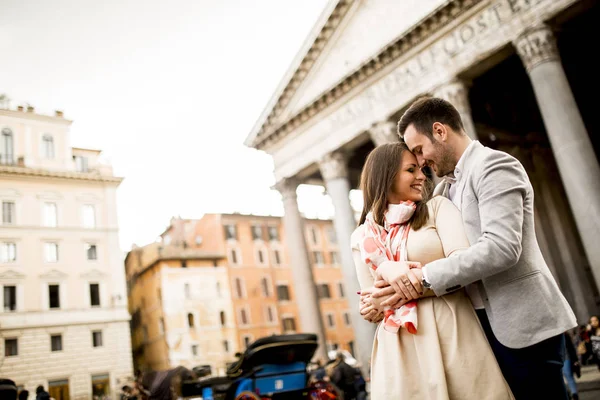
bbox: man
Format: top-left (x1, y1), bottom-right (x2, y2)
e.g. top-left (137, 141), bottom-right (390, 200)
top-left (372, 96), bottom-right (577, 399)
top-left (0, 379), bottom-right (18, 400)
top-left (330, 352), bottom-right (358, 400)
top-left (35, 385), bottom-right (50, 400)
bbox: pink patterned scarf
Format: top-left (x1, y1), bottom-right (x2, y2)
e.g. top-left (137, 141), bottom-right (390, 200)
top-left (359, 201), bottom-right (418, 334)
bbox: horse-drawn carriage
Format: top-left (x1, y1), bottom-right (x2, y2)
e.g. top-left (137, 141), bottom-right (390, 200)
top-left (181, 333), bottom-right (340, 400)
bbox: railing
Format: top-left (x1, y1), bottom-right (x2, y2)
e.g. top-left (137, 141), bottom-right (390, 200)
top-left (0, 154), bottom-right (15, 165)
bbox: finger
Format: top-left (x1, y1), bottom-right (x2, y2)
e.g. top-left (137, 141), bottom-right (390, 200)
top-left (391, 280), bottom-right (410, 300)
top-left (407, 261), bottom-right (422, 269)
top-left (371, 286), bottom-right (395, 298)
top-left (390, 298), bottom-right (409, 309)
top-left (374, 279), bottom-right (388, 288)
top-left (365, 310), bottom-right (378, 321)
top-left (381, 293), bottom-right (403, 308)
top-left (407, 270), bottom-right (423, 295)
top-left (360, 305), bottom-right (375, 315)
top-left (402, 274), bottom-right (420, 299)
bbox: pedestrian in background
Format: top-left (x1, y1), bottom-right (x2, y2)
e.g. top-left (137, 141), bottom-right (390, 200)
top-left (563, 331), bottom-right (581, 400)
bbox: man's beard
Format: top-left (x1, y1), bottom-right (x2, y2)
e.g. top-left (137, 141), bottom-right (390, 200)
top-left (432, 141), bottom-right (456, 177)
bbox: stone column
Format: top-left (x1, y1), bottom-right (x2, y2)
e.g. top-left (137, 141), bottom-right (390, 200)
top-left (275, 178), bottom-right (328, 361)
top-left (319, 151), bottom-right (376, 376)
top-left (433, 79), bottom-right (478, 140)
top-left (368, 120), bottom-right (398, 146)
top-left (515, 24), bottom-right (600, 294)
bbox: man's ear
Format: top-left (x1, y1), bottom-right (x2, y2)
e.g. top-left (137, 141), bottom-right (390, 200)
top-left (432, 122), bottom-right (448, 142)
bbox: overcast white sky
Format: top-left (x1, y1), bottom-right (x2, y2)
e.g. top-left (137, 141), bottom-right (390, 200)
top-left (0, 0), bottom-right (363, 251)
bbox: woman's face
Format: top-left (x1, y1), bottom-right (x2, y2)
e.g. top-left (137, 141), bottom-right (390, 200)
top-left (388, 150), bottom-right (426, 204)
top-left (591, 316), bottom-right (599, 328)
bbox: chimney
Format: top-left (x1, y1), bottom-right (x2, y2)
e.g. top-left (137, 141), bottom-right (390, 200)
top-left (26, 106), bottom-right (34, 113)
top-left (55, 110), bottom-right (64, 118)
top-left (17, 106), bottom-right (24, 112)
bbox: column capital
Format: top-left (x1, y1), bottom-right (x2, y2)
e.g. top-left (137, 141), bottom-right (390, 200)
top-left (514, 24), bottom-right (560, 72)
top-left (368, 120), bottom-right (398, 146)
top-left (319, 151), bottom-right (349, 182)
top-left (274, 178), bottom-right (300, 200)
top-left (433, 79), bottom-right (472, 114)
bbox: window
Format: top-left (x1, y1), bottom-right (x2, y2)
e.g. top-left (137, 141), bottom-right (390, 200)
top-left (234, 278), bottom-right (245, 299)
top-left (276, 285), bottom-right (290, 301)
top-left (310, 226), bottom-right (319, 244)
top-left (43, 202), bottom-right (57, 227)
top-left (224, 224), bottom-right (237, 240)
top-left (181, 260), bottom-right (187, 268)
top-left (143, 326), bottom-right (149, 342)
top-left (261, 277), bottom-right (271, 297)
top-left (344, 312), bottom-right (351, 326)
top-left (220, 311), bottom-right (226, 327)
top-left (282, 317), bottom-right (296, 332)
top-left (2, 201), bottom-right (15, 224)
top-left (184, 283), bottom-right (191, 299)
top-left (312, 251), bottom-right (324, 265)
top-left (188, 313), bottom-right (195, 328)
top-left (90, 283), bottom-right (100, 307)
top-left (74, 155), bottom-right (89, 172)
top-left (0, 242), bottom-right (16, 262)
top-left (42, 134), bottom-right (55, 159)
top-left (159, 318), bottom-right (165, 335)
top-left (82, 205), bottom-right (96, 228)
top-left (337, 283), bottom-right (345, 298)
top-left (268, 226), bottom-right (279, 241)
top-left (229, 248), bottom-right (240, 265)
top-left (239, 307), bottom-right (250, 325)
top-left (243, 335), bottom-right (252, 349)
top-left (3, 285), bottom-right (16, 311)
top-left (265, 305), bottom-right (275, 323)
top-left (257, 248), bottom-right (266, 264)
top-left (49, 284), bottom-right (60, 309)
top-left (92, 330), bottom-right (103, 347)
top-left (191, 344), bottom-right (198, 356)
top-left (4, 338), bottom-right (18, 356)
top-left (330, 251), bottom-right (340, 265)
top-left (216, 282), bottom-right (222, 297)
top-left (273, 250), bottom-right (281, 266)
top-left (251, 225), bottom-right (263, 240)
top-left (1, 128), bottom-right (14, 164)
top-left (327, 227), bottom-right (337, 244)
top-left (86, 244), bottom-right (97, 260)
top-left (45, 242), bottom-right (59, 262)
top-left (348, 341), bottom-right (355, 357)
top-left (326, 313), bottom-right (335, 328)
top-left (317, 284), bottom-right (331, 299)
top-left (223, 340), bottom-right (230, 353)
top-left (51, 334), bottom-right (63, 352)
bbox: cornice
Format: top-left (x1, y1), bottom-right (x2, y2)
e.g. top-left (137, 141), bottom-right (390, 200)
top-left (0, 109), bottom-right (73, 125)
top-left (251, 0), bottom-right (482, 150)
top-left (0, 165), bottom-right (123, 184)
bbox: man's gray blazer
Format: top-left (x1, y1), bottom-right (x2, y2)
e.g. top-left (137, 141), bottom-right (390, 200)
top-left (428, 141), bottom-right (577, 349)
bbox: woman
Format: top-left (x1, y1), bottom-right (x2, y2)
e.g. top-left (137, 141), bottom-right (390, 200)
top-left (350, 142), bottom-right (512, 399)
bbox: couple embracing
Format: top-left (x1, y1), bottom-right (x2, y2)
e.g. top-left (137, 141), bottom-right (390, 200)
top-left (351, 97), bottom-right (577, 399)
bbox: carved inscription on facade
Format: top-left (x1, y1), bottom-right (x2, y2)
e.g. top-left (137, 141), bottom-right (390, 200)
top-left (328, 0), bottom-right (550, 131)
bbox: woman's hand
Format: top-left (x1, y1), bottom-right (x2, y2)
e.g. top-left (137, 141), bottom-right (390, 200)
top-left (375, 260), bottom-right (423, 300)
top-left (358, 288), bottom-right (384, 323)
top-left (371, 279), bottom-right (412, 309)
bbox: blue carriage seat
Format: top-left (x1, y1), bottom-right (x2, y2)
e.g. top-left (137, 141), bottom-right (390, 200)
top-left (226, 333), bottom-right (319, 397)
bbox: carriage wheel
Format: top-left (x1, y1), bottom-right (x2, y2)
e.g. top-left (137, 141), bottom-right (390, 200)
top-left (234, 391), bottom-right (261, 400)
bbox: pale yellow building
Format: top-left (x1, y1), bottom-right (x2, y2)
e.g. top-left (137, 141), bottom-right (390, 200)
top-left (0, 106), bottom-right (133, 400)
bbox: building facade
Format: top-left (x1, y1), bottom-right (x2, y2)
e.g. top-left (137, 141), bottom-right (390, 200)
top-left (246, 0), bottom-right (600, 371)
top-left (0, 106), bottom-right (132, 399)
top-left (125, 213), bottom-right (355, 374)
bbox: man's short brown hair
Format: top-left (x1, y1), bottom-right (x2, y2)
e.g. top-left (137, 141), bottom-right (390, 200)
top-left (397, 96), bottom-right (465, 140)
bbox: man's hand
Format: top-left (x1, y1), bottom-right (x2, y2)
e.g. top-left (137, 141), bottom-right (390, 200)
top-left (375, 260), bottom-right (423, 300)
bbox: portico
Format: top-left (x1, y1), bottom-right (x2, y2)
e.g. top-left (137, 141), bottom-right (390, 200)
top-left (246, 0), bottom-right (600, 367)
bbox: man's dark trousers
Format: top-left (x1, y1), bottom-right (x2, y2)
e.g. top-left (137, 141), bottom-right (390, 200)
top-left (476, 309), bottom-right (568, 399)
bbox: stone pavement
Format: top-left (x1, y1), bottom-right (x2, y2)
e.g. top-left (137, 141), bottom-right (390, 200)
top-left (575, 365), bottom-right (600, 400)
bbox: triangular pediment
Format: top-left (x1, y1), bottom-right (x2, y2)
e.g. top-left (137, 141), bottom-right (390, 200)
top-left (280, 0), bottom-right (446, 121)
top-left (39, 269), bottom-right (69, 280)
top-left (80, 269), bottom-right (107, 280)
top-left (0, 269), bottom-right (26, 280)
